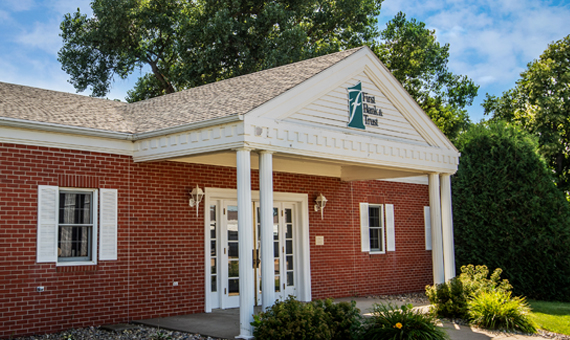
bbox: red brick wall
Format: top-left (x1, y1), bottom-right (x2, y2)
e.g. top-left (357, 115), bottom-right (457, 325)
top-left (0, 143), bottom-right (432, 337)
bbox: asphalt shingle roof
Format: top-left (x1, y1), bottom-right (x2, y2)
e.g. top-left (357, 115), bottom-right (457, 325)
top-left (0, 47), bottom-right (363, 134)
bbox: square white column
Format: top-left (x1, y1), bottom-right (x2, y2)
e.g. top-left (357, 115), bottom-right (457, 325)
top-left (259, 151), bottom-right (275, 311)
top-left (236, 148), bottom-right (254, 339)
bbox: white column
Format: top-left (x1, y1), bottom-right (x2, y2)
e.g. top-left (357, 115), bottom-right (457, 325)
top-left (236, 148), bottom-right (254, 339)
top-left (440, 173), bottom-right (456, 281)
top-left (429, 173), bottom-right (445, 284)
top-left (259, 151), bottom-right (275, 311)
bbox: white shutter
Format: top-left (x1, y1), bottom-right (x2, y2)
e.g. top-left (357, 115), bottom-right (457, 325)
top-left (37, 185), bottom-right (58, 263)
top-left (424, 206), bottom-right (432, 250)
top-left (360, 203), bottom-right (370, 252)
top-left (100, 189), bottom-right (118, 260)
top-left (385, 204), bottom-right (395, 252)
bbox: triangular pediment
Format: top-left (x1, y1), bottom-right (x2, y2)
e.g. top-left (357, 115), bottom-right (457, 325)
top-left (246, 46), bottom-right (456, 151)
top-left (285, 72), bottom-right (430, 147)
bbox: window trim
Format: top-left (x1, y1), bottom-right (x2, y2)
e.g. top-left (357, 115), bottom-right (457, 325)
top-left (56, 187), bottom-right (98, 266)
top-left (368, 204), bottom-right (385, 254)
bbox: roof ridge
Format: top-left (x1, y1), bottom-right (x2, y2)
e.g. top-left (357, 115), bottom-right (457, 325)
top-left (129, 46), bottom-right (365, 107)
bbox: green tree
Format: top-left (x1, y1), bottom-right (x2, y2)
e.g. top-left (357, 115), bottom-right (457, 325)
top-left (59, 2), bottom-right (478, 141)
top-left (373, 12), bottom-right (478, 141)
top-left (483, 34), bottom-right (570, 192)
top-left (453, 121), bottom-right (570, 301)
top-left (59, 0), bottom-right (383, 102)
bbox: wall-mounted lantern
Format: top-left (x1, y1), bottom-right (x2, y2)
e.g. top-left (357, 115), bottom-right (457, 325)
top-left (189, 185), bottom-right (204, 216)
top-left (314, 193), bottom-right (328, 220)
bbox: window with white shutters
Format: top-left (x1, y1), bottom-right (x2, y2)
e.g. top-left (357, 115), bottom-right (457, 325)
top-left (37, 186), bottom-right (117, 265)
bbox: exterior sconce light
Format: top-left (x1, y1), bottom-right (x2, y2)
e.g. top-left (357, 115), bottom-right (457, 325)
top-left (189, 185), bottom-right (204, 216)
top-left (314, 193), bottom-right (328, 220)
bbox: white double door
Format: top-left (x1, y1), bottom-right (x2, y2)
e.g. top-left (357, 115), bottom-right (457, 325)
top-left (213, 201), bottom-right (297, 309)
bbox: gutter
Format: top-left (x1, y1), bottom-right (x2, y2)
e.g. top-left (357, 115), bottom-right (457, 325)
top-left (0, 114), bottom-right (244, 141)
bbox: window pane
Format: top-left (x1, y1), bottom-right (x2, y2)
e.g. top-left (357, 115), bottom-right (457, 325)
top-left (211, 275), bottom-right (217, 292)
top-left (229, 278), bottom-right (239, 295)
top-left (58, 226), bottom-right (91, 259)
top-left (285, 209), bottom-right (292, 223)
top-left (228, 260), bottom-right (239, 277)
top-left (274, 241), bottom-right (279, 257)
top-left (211, 258), bottom-right (217, 274)
top-left (286, 240), bottom-right (293, 255)
top-left (211, 240), bottom-right (216, 256)
top-left (369, 206), bottom-right (380, 227)
top-left (286, 224), bottom-right (292, 239)
top-left (287, 272), bottom-right (294, 286)
top-left (228, 243), bottom-right (239, 258)
top-left (286, 255), bottom-right (293, 270)
top-left (370, 228), bottom-right (379, 250)
top-left (274, 258), bottom-right (280, 275)
top-left (275, 276), bottom-right (280, 292)
top-left (59, 193), bottom-right (92, 224)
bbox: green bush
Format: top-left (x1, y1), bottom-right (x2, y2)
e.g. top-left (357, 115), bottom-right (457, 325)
top-left (467, 291), bottom-right (537, 333)
top-left (453, 121), bottom-right (570, 301)
top-left (251, 296), bottom-right (362, 340)
top-left (426, 264), bottom-right (511, 319)
top-left (362, 303), bottom-right (449, 340)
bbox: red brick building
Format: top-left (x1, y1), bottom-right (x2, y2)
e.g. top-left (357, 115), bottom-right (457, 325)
top-left (0, 47), bottom-right (457, 338)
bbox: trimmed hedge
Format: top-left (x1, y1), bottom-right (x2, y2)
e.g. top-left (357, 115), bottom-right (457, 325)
top-left (452, 121), bottom-right (570, 302)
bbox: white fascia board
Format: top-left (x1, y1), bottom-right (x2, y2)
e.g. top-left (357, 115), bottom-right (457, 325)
top-left (242, 117), bottom-right (459, 174)
top-left (132, 114), bottom-right (243, 140)
top-left (132, 121), bottom-right (248, 162)
top-left (0, 126), bottom-right (134, 156)
top-left (0, 116), bottom-right (132, 140)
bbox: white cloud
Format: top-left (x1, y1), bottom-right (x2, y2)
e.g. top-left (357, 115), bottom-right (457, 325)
top-left (0, 0), bottom-right (35, 12)
top-left (16, 19), bottom-right (62, 54)
top-left (378, 0), bottom-right (570, 120)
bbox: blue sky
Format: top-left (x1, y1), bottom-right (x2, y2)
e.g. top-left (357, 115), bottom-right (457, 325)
top-left (1, 0), bottom-right (569, 122)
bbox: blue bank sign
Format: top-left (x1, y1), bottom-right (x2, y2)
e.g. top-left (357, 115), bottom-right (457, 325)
top-left (347, 82), bottom-right (382, 129)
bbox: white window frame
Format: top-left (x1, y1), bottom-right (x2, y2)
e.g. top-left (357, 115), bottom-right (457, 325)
top-left (37, 186), bottom-right (118, 265)
top-left (56, 188), bottom-right (98, 266)
top-left (57, 188), bottom-right (98, 264)
top-left (368, 204), bottom-right (385, 254)
top-left (360, 203), bottom-right (395, 254)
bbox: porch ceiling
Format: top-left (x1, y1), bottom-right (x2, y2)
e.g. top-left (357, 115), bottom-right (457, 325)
top-left (171, 151), bottom-right (424, 181)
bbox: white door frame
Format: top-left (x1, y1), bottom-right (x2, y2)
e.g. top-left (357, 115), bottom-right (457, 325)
top-left (204, 187), bottom-right (311, 312)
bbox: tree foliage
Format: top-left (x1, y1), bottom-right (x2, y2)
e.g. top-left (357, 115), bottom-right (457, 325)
top-left (373, 12), bottom-right (478, 140)
top-left (59, 0), bottom-right (383, 102)
top-left (483, 34), bottom-right (570, 192)
top-left (59, 1), bottom-right (478, 141)
top-left (452, 121), bottom-right (570, 302)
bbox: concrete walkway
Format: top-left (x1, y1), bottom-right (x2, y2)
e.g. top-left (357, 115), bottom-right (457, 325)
top-left (136, 297), bottom-right (543, 340)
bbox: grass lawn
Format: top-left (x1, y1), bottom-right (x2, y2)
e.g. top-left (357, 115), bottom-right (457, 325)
top-left (529, 300), bottom-right (570, 335)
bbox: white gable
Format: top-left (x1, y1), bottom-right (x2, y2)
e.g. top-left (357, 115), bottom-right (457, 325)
top-left (285, 72), bottom-right (430, 147)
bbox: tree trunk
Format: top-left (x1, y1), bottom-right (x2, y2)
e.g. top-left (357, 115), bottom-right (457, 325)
top-left (148, 60), bottom-right (176, 94)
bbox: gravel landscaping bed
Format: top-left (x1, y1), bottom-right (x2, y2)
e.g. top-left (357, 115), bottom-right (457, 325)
top-left (10, 325), bottom-right (224, 340)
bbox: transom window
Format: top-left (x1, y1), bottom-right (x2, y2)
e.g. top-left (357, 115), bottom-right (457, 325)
top-left (369, 205), bottom-right (384, 252)
top-left (58, 191), bottom-right (94, 261)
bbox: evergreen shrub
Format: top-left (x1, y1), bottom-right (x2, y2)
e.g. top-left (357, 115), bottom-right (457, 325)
top-left (426, 264), bottom-right (511, 319)
top-left (452, 121), bottom-right (570, 301)
top-left (251, 296), bottom-right (361, 340)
